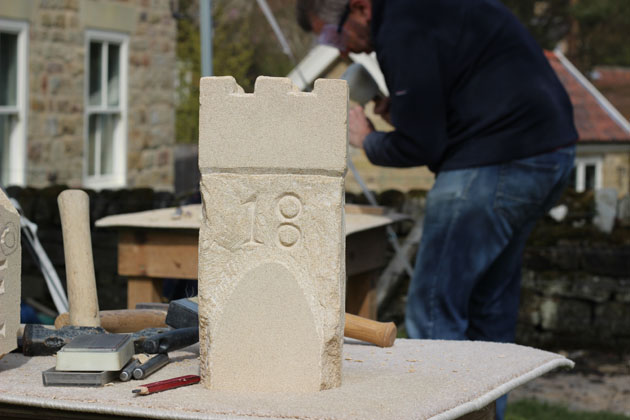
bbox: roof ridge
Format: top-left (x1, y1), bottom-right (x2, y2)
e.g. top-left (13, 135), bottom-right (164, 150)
top-left (553, 48), bottom-right (630, 136)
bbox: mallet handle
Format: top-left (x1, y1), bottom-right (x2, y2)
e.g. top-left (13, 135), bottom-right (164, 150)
top-left (344, 313), bottom-right (397, 348)
top-left (55, 309), bottom-right (167, 332)
top-left (58, 190), bottom-right (100, 327)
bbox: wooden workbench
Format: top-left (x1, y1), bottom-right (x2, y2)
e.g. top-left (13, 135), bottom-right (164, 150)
top-left (96, 204), bottom-right (404, 317)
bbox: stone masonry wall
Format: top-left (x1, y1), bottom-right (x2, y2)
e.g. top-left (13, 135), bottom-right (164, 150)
top-left (13, 0), bottom-right (175, 189)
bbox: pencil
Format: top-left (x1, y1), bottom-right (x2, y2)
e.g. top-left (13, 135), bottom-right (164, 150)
top-left (132, 374), bottom-right (200, 395)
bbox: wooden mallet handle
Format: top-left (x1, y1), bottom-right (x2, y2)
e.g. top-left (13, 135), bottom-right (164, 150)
top-left (58, 190), bottom-right (100, 327)
top-left (55, 309), bottom-right (168, 333)
top-left (344, 313), bottom-right (397, 347)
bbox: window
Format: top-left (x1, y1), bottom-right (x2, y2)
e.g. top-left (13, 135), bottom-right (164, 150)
top-left (84, 30), bottom-right (128, 188)
top-left (572, 156), bottom-right (603, 192)
top-left (0, 19), bottom-right (28, 187)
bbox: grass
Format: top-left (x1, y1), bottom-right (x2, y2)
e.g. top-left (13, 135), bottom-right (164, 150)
top-left (506, 399), bottom-right (629, 420)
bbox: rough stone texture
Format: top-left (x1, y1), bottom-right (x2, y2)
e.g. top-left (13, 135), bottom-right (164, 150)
top-left (9, 0), bottom-right (175, 189)
top-left (593, 188), bottom-right (618, 233)
top-left (198, 76), bottom-right (347, 392)
top-left (0, 190), bottom-right (21, 357)
top-left (618, 194), bottom-right (630, 227)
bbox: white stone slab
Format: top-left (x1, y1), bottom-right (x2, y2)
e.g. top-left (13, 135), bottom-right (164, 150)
top-left (0, 191), bottom-right (21, 357)
top-left (0, 340), bottom-right (574, 420)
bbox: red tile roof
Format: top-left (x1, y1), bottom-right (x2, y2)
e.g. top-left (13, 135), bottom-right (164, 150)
top-left (591, 66), bottom-right (630, 122)
top-left (544, 50), bottom-right (630, 143)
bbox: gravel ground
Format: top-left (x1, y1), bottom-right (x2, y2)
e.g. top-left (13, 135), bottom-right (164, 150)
top-left (509, 350), bottom-right (630, 416)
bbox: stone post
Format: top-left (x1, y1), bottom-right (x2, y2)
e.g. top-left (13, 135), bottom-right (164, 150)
top-left (0, 190), bottom-right (21, 357)
top-left (198, 76), bottom-right (347, 392)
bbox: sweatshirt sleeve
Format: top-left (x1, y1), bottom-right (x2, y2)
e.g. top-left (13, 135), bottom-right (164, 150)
top-left (363, 129), bottom-right (434, 168)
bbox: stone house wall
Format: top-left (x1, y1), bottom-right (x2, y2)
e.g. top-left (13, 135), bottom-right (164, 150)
top-left (0, 0), bottom-right (176, 190)
top-left (602, 152), bottom-right (630, 196)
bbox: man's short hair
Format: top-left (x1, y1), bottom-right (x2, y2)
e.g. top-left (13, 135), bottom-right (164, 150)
top-left (296, 0), bottom-right (349, 32)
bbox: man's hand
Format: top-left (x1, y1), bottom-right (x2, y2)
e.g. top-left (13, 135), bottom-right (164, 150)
top-left (373, 96), bottom-right (391, 124)
top-left (349, 106), bottom-right (374, 149)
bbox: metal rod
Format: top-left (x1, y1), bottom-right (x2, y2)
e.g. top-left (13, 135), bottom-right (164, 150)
top-left (200, 0), bottom-right (212, 77)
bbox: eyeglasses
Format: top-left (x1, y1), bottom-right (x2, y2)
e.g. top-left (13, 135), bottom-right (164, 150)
top-left (317, 3), bottom-right (351, 51)
top-left (336, 3), bottom-right (351, 33)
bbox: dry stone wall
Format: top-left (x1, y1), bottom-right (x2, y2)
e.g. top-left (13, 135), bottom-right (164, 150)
top-left (5, 185), bottom-right (175, 313)
top-left (367, 188), bottom-right (630, 352)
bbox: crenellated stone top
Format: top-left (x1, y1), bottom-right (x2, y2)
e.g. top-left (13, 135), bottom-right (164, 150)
top-left (198, 76), bottom-right (348, 176)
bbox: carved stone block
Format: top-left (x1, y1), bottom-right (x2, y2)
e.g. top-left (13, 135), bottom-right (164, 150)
top-left (0, 190), bottom-right (21, 357)
top-left (198, 76), bottom-right (347, 392)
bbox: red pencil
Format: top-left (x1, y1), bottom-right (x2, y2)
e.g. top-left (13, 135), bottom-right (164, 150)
top-left (132, 375), bottom-right (200, 395)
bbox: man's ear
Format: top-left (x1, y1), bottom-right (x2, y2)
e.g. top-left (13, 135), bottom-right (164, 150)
top-left (349, 0), bottom-right (372, 21)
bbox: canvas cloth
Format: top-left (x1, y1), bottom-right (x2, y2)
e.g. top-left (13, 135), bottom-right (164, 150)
top-left (0, 339), bottom-right (572, 419)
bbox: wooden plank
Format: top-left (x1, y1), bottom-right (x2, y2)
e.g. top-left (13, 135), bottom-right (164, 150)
top-left (345, 203), bottom-right (386, 215)
top-left (118, 227), bottom-right (387, 280)
top-left (127, 277), bottom-right (163, 309)
top-left (346, 227), bottom-right (388, 276)
top-left (118, 230), bottom-right (198, 279)
top-left (346, 270), bottom-right (378, 320)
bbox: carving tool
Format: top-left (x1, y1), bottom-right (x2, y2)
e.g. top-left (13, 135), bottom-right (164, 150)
top-left (22, 325), bottom-right (169, 356)
top-left (22, 324), bottom-right (107, 356)
top-left (58, 190), bottom-right (100, 327)
top-left (55, 309), bottom-right (168, 333)
top-left (344, 313), bottom-right (397, 348)
top-left (142, 327), bottom-right (199, 354)
top-left (132, 353), bottom-right (170, 379)
top-left (132, 374), bottom-right (200, 395)
top-left (167, 297), bottom-right (397, 348)
top-left (119, 358), bottom-right (142, 382)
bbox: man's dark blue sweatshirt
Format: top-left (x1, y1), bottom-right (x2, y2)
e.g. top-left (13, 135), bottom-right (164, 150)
top-left (363, 0), bottom-right (578, 173)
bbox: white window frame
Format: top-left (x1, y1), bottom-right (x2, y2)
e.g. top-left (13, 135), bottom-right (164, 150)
top-left (574, 156), bottom-right (603, 192)
top-left (0, 18), bottom-right (28, 187)
top-left (83, 29), bottom-right (128, 189)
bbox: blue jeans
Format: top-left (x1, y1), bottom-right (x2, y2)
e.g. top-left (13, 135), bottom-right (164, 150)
top-left (405, 145), bottom-right (575, 419)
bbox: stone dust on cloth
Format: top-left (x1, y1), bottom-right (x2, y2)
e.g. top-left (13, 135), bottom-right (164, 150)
top-left (0, 339), bottom-right (573, 420)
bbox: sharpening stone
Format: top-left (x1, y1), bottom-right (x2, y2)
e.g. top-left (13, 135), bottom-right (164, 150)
top-left (42, 367), bottom-right (118, 387)
top-left (56, 333), bottom-right (134, 372)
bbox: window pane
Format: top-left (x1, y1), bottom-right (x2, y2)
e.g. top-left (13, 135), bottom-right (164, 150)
top-left (107, 44), bottom-right (120, 106)
top-left (0, 114), bottom-right (16, 185)
top-left (88, 42), bottom-right (102, 106)
top-left (0, 32), bottom-right (18, 106)
top-left (87, 114), bottom-right (98, 176)
top-left (585, 164), bottom-right (596, 191)
top-left (100, 114), bottom-right (118, 175)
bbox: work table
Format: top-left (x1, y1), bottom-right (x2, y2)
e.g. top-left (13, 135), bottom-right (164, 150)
top-left (0, 339), bottom-right (572, 420)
